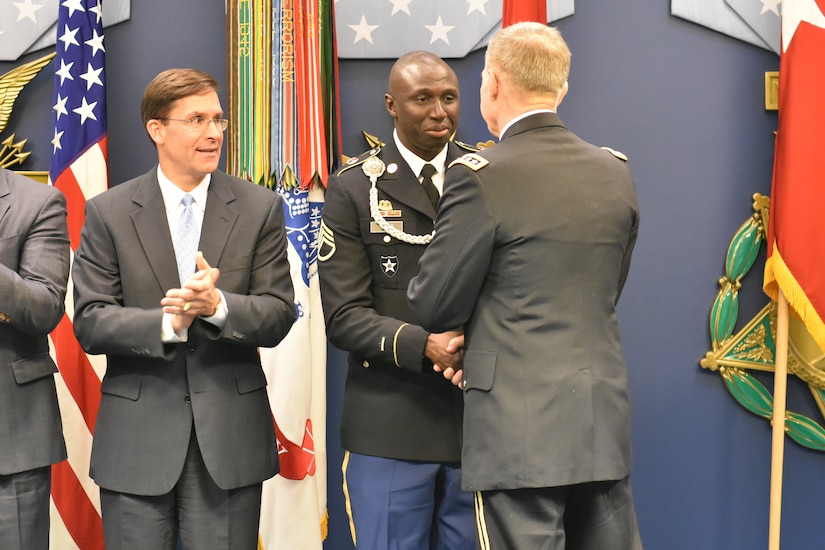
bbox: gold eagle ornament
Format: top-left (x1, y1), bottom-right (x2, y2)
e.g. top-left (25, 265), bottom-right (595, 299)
top-left (0, 52), bottom-right (55, 169)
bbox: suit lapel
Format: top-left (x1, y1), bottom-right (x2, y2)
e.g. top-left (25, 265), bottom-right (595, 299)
top-left (130, 171), bottom-right (181, 291)
top-left (199, 172), bottom-right (238, 268)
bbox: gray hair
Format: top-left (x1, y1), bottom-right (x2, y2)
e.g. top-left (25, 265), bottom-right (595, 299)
top-left (485, 22), bottom-right (570, 97)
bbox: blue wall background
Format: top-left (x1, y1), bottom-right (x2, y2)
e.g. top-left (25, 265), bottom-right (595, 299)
top-left (6, 1), bottom-right (825, 548)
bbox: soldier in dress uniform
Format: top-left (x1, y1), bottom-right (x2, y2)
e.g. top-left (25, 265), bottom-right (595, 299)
top-left (408, 23), bottom-right (643, 550)
top-left (318, 51), bottom-right (477, 549)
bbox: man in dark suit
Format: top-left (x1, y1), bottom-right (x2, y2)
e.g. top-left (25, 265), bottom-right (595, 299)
top-left (317, 51), bottom-right (475, 549)
top-left (408, 24), bottom-right (643, 550)
top-left (0, 168), bottom-right (69, 550)
top-left (71, 68), bottom-right (296, 549)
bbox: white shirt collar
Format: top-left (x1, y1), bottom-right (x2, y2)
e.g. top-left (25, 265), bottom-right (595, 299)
top-left (157, 166), bottom-right (211, 214)
top-left (393, 129), bottom-right (449, 179)
top-left (499, 109), bottom-right (555, 140)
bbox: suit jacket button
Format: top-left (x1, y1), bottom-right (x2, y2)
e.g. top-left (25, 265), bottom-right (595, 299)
top-left (362, 360), bottom-right (369, 368)
top-left (184, 393), bottom-right (191, 404)
top-left (461, 379), bottom-right (468, 390)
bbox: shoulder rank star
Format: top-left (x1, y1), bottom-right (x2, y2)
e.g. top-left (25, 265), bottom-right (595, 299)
top-left (449, 153), bottom-right (489, 171)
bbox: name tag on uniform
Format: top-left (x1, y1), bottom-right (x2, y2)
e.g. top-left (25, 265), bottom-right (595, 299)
top-left (371, 221), bottom-right (403, 233)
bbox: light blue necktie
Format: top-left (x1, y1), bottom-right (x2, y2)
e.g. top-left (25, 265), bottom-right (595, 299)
top-left (175, 194), bottom-right (198, 285)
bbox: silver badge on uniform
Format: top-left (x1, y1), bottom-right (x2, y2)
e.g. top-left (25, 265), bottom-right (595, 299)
top-left (362, 156), bottom-right (386, 181)
top-left (380, 255), bottom-right (399, 278)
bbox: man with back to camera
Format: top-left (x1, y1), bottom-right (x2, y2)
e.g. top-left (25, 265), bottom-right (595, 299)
top-left (71, 68), bottom-right (296, 549)
top-left (408, 23), bottom-right (643, 550)
top-left (0, 167), bottom-right (70, 550)
top-left (317, 51), bottom-right (476, 549)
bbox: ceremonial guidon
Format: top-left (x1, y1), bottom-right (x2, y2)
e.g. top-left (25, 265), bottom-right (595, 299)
top-left (318, 138), bottom-right (477, 463)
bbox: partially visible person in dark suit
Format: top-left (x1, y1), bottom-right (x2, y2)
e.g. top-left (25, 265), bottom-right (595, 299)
top-left (0, 167), bottom-right (69, 550)
top-left (71, 68), bottom-right (296, 550)
top-left (408, 23), bottom-right (643, 550)
top-left (317, 51), bottom-right (476, 549)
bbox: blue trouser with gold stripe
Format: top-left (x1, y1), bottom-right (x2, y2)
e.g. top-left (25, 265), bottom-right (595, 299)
top-left (343, 451), bottom-right (476, 550)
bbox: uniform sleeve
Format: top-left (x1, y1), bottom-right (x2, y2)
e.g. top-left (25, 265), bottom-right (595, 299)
top-left (407, 165), bottom-right (496, 332)
top-left (318, 172), bottom-right (429, 373)
top-left (616, 166), bottom-right (640, 303)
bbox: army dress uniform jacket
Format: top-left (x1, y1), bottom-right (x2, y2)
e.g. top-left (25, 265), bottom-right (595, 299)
top-left (409, 113), bottom-right (640, 492)
top-left (0, 169), bottom-right (69, 475)
top-left (318, 140), bottom-right (471, 462)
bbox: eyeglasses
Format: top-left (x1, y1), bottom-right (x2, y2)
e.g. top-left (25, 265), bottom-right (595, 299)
top-left (160, 117), bottom-right (229, 132)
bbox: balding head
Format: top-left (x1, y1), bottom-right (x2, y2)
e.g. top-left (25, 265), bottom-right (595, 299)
top-left (385, 51), bottom-right (460, 161)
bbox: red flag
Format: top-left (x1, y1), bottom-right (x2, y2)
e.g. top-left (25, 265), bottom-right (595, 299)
top-left (764, 0), bottom-right (825, 351)
top-left (503, 0), bottom-right (546, 26)
top-left (48, 0), bottom-right (108, 547)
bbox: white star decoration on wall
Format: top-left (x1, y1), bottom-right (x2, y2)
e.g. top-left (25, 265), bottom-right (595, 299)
top-left (0, 0), bottom-right (129, 61)
top-left (335, 0), bottom-right (575, 58)
top-left (425, 16), bottom-right (454, 45)
top-left (671, 0), bottom-right (781, 54)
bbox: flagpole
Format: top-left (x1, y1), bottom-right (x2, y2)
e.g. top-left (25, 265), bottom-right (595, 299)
top-left (769, 290), bottom-right (789, 550)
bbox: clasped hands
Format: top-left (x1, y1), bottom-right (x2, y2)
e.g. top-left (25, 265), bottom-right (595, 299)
top-left (425, 331), bottom-right (465, 387)
top-left (160, 252), bottom-right (221, 332)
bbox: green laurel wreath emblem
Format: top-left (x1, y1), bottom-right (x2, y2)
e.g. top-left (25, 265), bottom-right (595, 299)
top-left (701, 193), bottom-right (825, 451)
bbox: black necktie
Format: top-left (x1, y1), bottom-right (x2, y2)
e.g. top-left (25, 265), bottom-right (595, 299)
top-left (420, 163), bottom-right (439, 210)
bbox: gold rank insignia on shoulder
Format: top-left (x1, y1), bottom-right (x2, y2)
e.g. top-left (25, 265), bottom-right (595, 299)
top-left (337, 147), bottom-right (382, 176)
top-left (601, 146), bottom-right (628, 161)
top-left (449, 153), bottom-right (489, 171)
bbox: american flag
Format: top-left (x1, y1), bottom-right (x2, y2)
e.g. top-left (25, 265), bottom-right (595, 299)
top-left (47, 0), bottom-right (108, 548)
